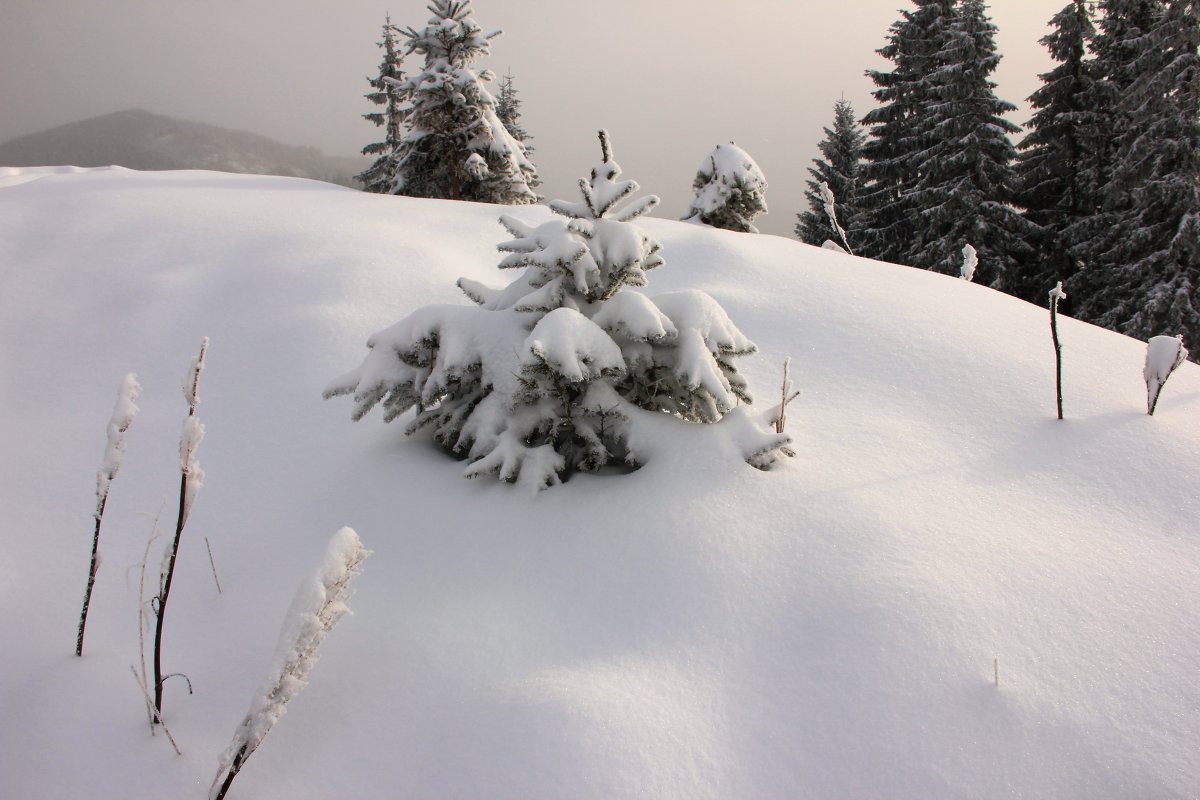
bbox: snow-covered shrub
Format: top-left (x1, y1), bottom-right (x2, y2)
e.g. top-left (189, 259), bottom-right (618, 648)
top-left (681, 142), bottom-right (768, 233)
top-left (389, 0), bottom-right (538, 203)
top-left (1144, 334), bottom-right (1188, 416)
top-left (76, 372), bottom-right (141, 656)
top-left (210, 528), bottom-right (369, 800)
top-left (327, 130), bottom-right (789, 491)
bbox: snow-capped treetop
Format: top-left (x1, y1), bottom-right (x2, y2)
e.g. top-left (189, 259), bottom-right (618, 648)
top-left (389, 0), bottom-right (538, 204)
top-left (551, 130), bottom-right (659, 223)
top-left (682, 142), bottom-right (768, 233)
top-left (402, 0), bottom-right (499, 68)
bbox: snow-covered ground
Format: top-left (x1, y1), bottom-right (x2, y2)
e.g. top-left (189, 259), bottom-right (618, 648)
top-left (1, 166), bottom-right (1197, 799)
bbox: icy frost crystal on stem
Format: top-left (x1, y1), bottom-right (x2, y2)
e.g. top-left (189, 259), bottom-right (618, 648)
top-left (209, 528), bottom-right (369, 800)
top-left (327, 130), bottom-right (790, 492)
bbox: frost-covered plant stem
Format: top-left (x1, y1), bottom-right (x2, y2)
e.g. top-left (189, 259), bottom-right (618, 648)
top-left (819, 182), bottom-right (853, 255)
top-left (1049, 282), bottom-right (1066, 420)
top-left (961, 244), bottom-right (978, 282)
top-left (209, 528), bottom-right (369, 800)
top-left (77, 373), bottom-right (141, 656)
top-left (153, 338), bottom-right (208, 720)
top-left (775, 359), bottom-right (800, 458)
top-left (1144, 335), bottom-right (1188, 416)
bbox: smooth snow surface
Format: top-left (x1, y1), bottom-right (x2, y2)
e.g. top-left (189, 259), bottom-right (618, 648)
top-left (2, 167), bottom-right (1199, 799)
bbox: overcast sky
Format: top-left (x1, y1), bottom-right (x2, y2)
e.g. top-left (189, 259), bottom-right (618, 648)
top-left (2, 0), bottom-right (1061, 235)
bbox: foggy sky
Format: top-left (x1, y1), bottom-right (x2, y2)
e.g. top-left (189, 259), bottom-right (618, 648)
top-left (2, 0), bottom-right (1058, 236)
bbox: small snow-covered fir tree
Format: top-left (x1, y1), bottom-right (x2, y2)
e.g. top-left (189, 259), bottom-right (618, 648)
top-left (797, 98), bottom-right (864, 249)
top-left (357, 17), bottom-right (407, 194)
top-left (327, 130), bottom-right (788, 492)
top-left (681, 143), bottom-right (768, 233)
top-left (390, 0), bottom-right (538, 204)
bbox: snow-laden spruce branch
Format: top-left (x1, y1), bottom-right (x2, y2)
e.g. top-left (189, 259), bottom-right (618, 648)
top-left (76, 373), bottom-right (141, 656)
top-left (153, 338), bottom-right (208, 719)
top-left (209, 528), bottom-right (369, 800)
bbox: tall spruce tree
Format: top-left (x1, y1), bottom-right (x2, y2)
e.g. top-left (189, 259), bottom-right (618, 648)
top-left (903, 0), bottom-right (1032, 287)
top-left (1012, 0), bottom-right (1099, 303)
top-left (1087, 0), bottom-right (1200, 356)
top-left (358, 18), bottom-right (407, 194)
top-left (797, 98), bottom-right (864, 248)
top-left (391, 0), bottom-right (539, 204)
top-left (1065, 0), bottom-right (1164, 305)
top-left (858, 0), bottom-right (957, 265)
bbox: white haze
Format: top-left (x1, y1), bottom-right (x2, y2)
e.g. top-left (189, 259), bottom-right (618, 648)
top-left (0, 0), bottom-right (1056, 235)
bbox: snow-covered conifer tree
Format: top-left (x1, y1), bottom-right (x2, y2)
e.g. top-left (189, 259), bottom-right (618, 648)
top-left (1064, 0), bottom-right (1164, 314)
top-left (858, 0), bottom-right (957, 264)
top-left (681, 143), bottom-right (768, 233)
top-left (797, 98), bottom-right (864, 249)
top-left (1011, 0), bottom-right (1099, 303)
top-left (495, 70), bottom-right (533, 154)
top-left (357, 17), bottom-right (407, 194)
top-left (327, 131), bottom-right (788, 492)
top-left (902, 0), bottom-right (1033, 288)
top-left (390, 0), bottom-right (538, 204)
top-left (1081, 0), bottom-right (1200, 358)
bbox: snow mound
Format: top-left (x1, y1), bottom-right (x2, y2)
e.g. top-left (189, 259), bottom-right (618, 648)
top-left (1, 168), bottom-right (1198, 800)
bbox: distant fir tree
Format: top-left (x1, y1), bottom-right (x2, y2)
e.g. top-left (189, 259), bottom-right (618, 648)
top-left (797, 98), bottom-right (864, 248)
top-left (357, 17), bottom-right (406, 194)
top-left (1084, 0), bottom-right (1200, 357)
top-left (391, 0), bottom-right (539, 204)
top-left (903, 0), bottom-right (1032, 287)
top-left (681, 142), bottom-right (768, 233)
top-left (1012, 0), bottom-right (1099, 303)
top-left (495, 70), bottom-right (533, 154)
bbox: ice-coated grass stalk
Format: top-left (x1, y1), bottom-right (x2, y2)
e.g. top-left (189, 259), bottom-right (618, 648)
top-left (153, 338), bottom-right (208, 719)
top-left (819, 181), bottom-right (853, 255)
top-left (209, 528), bottom-right (369, 800)
top-left (1049, 282), bottom-right (1066, 420)
top-left (775, 359), bottom-right (801, 458)
top-left (77, 373), bottom-right (141, 656)
top-left (205, 536), bottom-right (223, 594)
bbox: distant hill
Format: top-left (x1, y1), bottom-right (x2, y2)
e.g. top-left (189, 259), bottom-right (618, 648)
top-left (0, 109), bottom-right (368, 187)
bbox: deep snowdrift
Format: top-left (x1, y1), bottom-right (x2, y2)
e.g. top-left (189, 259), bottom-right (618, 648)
top-left (1, 167), bottom-right (1197, 799)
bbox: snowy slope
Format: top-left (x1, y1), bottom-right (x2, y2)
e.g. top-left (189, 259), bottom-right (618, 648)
top-left (1, 167), bottom-right (1197, 799)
